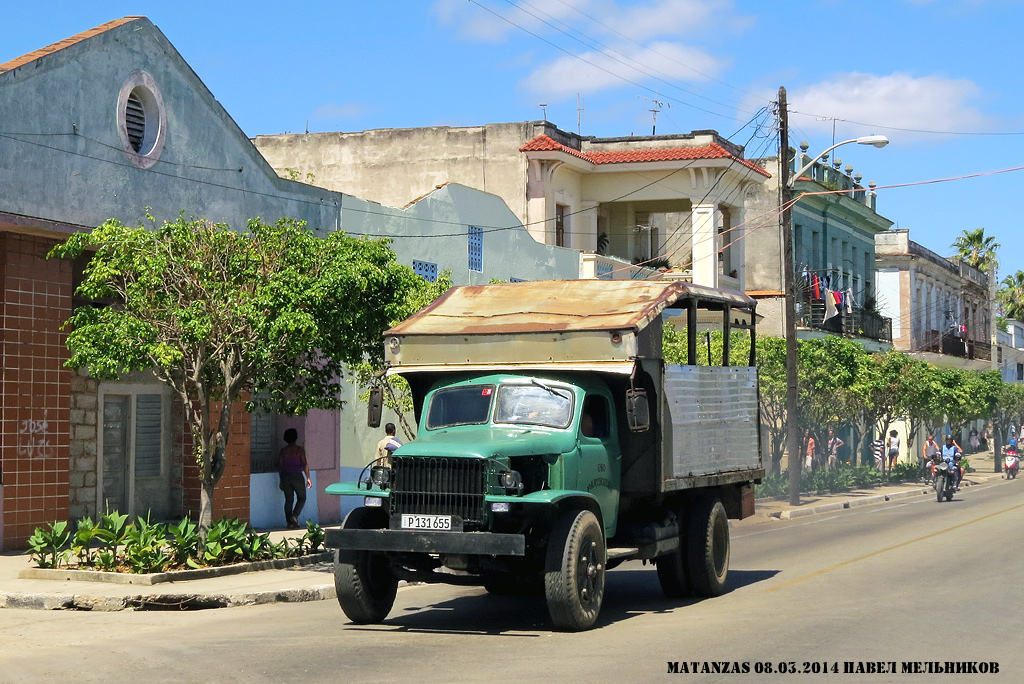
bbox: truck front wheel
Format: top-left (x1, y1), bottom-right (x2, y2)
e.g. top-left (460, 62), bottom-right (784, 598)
top-left (686, 497), bottom-right (730, 597)
top-left (544, 509), bottom-right (606, 631)
top-left (334, 508), bottom-right (398, 624)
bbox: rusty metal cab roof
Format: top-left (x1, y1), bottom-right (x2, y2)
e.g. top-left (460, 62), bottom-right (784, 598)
top-left (384, 280), bottom-right (755, 375)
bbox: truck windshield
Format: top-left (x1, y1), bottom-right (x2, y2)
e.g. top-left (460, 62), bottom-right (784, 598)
top-left (494, 384), bottom-right (573, 428)
top-left (425, 385), bottom-right (494, 429)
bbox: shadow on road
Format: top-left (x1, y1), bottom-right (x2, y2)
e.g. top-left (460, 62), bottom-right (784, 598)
top-left (343, 566), bottom-right (781, 635)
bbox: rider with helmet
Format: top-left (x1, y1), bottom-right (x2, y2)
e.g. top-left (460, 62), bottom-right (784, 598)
top-left (942, 436), bottom-right (964, 491)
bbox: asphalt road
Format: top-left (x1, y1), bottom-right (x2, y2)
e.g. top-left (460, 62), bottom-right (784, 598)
top-left (3, 478), bottom-right (1023, 684)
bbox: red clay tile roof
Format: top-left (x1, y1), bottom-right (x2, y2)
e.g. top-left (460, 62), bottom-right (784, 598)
top-left (0, 16), bottom-right (144, 74)
top-left (520, 134), bottom-right (770, 177)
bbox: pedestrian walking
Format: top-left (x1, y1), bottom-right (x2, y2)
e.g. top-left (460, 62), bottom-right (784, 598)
top-left (871, 436), bottom-right (885, 469)
top-left (826, 429), bottom-right (844, 469)
top-left (375, 422), bottom-right (403, 467)
top-left (278, 428), bottom-right (311, 529)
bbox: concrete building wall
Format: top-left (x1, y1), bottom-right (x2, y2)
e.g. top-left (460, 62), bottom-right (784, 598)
top-left (253, 123), bottom-right (538, 229)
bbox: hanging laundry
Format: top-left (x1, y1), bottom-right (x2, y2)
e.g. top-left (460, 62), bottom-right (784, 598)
top-left (844, 288), bottom-right (854, 313)
top-left (824, 289), bottom-right (840, 321)
top-left (812, 274), bottom-right (821, 299)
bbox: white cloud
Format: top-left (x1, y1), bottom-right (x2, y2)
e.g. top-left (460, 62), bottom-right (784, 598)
top-left (784, 73), bottom-right (999, 139)
top-left (524, 40), bottom-right (726, 97)
top-left (311, 102), bottom-right (372, 121)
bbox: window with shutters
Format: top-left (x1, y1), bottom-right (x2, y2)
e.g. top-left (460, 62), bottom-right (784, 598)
top-left (250, 408), bottom-right (278, 473)
top-left (468, 226), bottom-right (483, 272)
top-left (99, 386), bottom-right (167, 514)
top-left (116, 71), bottom-right (166, 169)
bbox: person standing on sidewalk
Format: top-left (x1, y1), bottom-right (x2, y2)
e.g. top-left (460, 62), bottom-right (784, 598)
top-left (886, 430), bottom-right (900, 470)
top-left (802, 429), bottom-right (817, 471)
top-left (279, 428), bottom-right (312, 529)
top-left (826, 429), bottom-right (844, 469)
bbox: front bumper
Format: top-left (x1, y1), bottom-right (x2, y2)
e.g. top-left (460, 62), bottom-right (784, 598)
top-left (326, 528), bottom-right (526, 556)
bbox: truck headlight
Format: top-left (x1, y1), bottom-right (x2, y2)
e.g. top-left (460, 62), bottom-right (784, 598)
top-left (370, 465), bottom-right (392, 488)
top-left (498, 470), bottom-right (522, 490)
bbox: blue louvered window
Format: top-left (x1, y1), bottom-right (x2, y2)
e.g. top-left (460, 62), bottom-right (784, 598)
top-left (413, 260), bottom-right (438, 282)
top-left (468, 226), bottom-right (483, 272)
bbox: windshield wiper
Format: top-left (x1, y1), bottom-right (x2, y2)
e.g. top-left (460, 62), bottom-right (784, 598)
top-left (531, 378), bottom-right (561, 397)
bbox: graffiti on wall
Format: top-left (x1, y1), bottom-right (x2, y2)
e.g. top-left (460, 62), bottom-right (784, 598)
top-left (18, 410), bottom-right (54, 460)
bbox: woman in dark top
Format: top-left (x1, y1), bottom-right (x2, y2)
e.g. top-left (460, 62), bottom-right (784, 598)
top-left (279, 428), bottom-right (311, 529)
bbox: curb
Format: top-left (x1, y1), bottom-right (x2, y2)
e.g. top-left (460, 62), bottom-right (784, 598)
top-left (0, 584), bottom-right (337, 611)
top-left (773, 487), bottom-right (931, 520)
top-left (19, 552), bottom-right (333, 585)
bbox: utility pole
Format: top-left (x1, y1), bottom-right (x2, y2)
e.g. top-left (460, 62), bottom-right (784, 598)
top-left (779, 87), bottom-right (802, 506)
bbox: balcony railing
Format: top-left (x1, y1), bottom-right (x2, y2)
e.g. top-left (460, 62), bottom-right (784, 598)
top-left (797, 301), bottom-right (892, 343)
top-left (916, 330), bottom-right (992, 361)
top-left (580, 253), bottom-right (662, 280)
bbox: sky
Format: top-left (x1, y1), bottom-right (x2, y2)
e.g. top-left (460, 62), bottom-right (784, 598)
top-left (3, 0), bottom-right (1023, 277)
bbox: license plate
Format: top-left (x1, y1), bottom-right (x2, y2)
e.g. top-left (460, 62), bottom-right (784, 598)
top-left (400, 514), bottom-right (452, 530)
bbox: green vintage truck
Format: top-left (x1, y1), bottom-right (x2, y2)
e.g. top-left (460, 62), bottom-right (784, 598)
top-left (326, 279), bottom-right (763, 631)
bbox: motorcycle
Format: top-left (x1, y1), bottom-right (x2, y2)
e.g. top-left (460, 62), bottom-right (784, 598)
top-left (935, 460), bottom-right (955, 502)
top-left (1005, 449), bottom-right (1020, 480)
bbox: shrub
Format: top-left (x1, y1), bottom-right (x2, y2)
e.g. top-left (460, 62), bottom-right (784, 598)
top-left (25, 513), bottom-right (327, 572)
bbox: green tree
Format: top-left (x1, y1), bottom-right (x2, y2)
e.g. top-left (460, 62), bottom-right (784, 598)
top-left (998, 270), bottom-right (1024, 322)
top-left (951, 227), bottom-right (1000, 275)
top-left (50, 216), bottom-right (420, 531)
top-left (351, 270), bottom-right (455, 440)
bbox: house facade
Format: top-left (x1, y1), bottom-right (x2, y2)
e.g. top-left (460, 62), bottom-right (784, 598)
top-left (874, 229), bottom-right (992, 370)
top-left (253, 122), bottom-right (771, 290)
top-left (0, 18), bottom-right (578, 548)
top-left (745, 145), bottom-right (894, 351)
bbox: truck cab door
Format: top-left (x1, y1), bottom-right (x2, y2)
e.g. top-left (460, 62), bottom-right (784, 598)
top-left (577, 393), bottom-right (621, 537)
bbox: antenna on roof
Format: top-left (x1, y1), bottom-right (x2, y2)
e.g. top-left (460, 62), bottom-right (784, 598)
top-left (577, 93), bottom-right (584, 135)
top-left (539, 103), bottom-right (548, 121)
top-left (639, 92), bottom-right (670, 135)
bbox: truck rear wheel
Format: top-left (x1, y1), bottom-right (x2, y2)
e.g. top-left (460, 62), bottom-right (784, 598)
top-left (686, 497), bottom-right (729, 597)
top-left (334, 508), bottom-right (398, 624)
top-left (544, 509), bottom-right (605, 631)
top-left (655, 509), bottom-right (692, 598)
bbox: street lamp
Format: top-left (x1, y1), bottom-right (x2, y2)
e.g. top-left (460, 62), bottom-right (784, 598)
top-left (778, 89), bottom-right (889, 506)
top-left (788, 135), bottom-right (889, 188)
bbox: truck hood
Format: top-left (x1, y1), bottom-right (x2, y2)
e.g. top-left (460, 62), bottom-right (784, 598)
top-left (395, 427), bottom-right (575, 461)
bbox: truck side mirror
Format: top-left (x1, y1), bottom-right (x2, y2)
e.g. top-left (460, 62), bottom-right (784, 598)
top-left (626, 389), bottom-right (650, 432)
top-left (367, 386), bottom-right (384, 428)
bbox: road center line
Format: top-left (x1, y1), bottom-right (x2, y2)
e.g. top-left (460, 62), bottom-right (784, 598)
top-left (763, 500), bottom-right (1024, 593)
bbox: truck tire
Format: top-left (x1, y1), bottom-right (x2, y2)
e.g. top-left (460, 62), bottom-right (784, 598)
top-left (334, 508), bottom-right (398, 624)
top-left (686, 497), bottom-right (729, 597)
top-left (544, 509), bottom-right (606, 631)
top-left (655, 510), bottom-right (692, 598)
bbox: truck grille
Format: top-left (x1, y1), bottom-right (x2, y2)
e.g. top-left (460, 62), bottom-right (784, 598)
top-left (389, 456), bottom-right (487, 526)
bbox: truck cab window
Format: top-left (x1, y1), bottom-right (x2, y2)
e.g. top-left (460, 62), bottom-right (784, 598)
top-left (494, 384), bottom-right (573, 428)
top-left (425, 385), bottom-right (494, 429)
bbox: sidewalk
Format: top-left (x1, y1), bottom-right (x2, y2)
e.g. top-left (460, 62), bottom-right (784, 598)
top-left (0, 528), bottom-right (337, 611)
top-left (0, 452), bottom-right (1009, 611)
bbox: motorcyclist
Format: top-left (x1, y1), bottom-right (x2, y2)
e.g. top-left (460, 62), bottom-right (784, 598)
top-left (942, 436), bottom-right (964, 491)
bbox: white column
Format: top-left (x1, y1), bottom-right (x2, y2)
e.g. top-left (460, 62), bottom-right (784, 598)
top-left (691, 202), bottom-right (718, 287)
top-left (578, 200), bottom-right (599, 252)
top-left (525, 159), bottom-right (562, 245)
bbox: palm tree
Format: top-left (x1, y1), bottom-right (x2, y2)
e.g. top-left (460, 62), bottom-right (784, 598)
top-left (951, 228), bottom-right (1000, 275)
top-left (999, 270), bottom-right (1024, 322)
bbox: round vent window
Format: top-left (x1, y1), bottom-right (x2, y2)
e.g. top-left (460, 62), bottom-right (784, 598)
top-left (117, 71), bottom-right (166, 168)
